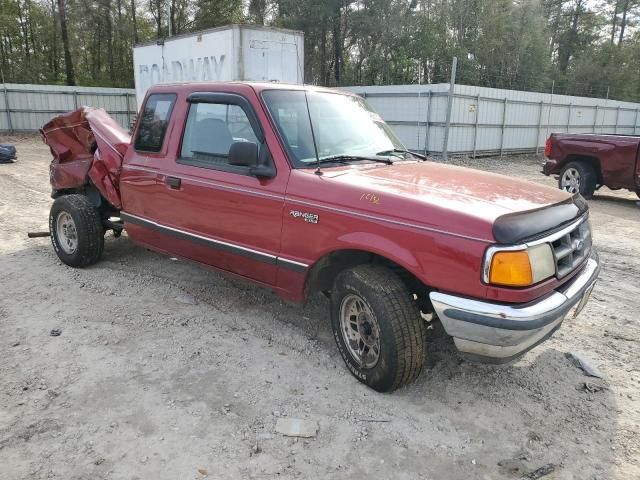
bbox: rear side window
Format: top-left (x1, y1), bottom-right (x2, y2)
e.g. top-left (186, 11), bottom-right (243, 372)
top-left (179, 102), bottom-right (258, 168)
top-left (134, 93), bottom-right (176, 152)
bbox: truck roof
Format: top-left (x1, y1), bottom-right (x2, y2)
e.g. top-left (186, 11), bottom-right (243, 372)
top-left (147, 81), bottom-right (357, 97)
top-left (552, 132), bottom-right (640, 137)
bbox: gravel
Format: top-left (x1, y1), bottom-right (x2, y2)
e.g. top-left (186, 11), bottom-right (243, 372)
top-left (0, 136), bottom-right (638, 479)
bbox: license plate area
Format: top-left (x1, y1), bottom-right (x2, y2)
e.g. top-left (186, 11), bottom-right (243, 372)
top-left (572, 282), bottom-right (595, 319)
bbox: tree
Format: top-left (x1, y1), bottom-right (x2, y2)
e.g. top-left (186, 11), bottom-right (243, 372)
top-left (58, 0), bottom-right (75, 85)
top-left (0, 0), bottom-right (638, 103)
top-left (248, 0), bottom-right (267, 25)
top-left (617, 0), bottom-right (640, 45)
top-left (131, 0), bottom-right (139, 44)
top-left (193, 0), bottom-right (243, 30)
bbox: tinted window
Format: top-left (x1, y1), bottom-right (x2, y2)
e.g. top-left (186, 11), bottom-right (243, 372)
top-left (134, 93), bottom-right (176, 152)
top-left (180, 102), bottom-right (258, 168)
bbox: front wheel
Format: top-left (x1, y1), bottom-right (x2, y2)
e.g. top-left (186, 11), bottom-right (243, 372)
top-left (559, 161), bottom-right (597, 199)
top-left (49, 194), bottom-right (104, 267)
top-left (330, 265), bottom-right (426, 392)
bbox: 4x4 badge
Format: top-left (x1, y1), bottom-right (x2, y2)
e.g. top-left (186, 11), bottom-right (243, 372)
top-left (289, 210), bottom-right (319, 224)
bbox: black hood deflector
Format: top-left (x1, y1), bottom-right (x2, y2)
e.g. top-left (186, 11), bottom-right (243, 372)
top-left (493, 194), bottom-right (588, 244)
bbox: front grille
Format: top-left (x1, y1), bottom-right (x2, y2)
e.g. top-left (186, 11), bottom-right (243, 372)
top-left (550, 219), bottom-right (592, 278)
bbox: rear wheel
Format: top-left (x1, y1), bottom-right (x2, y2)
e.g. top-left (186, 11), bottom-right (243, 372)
top-left (49, 194), bottom-right (104, 267)
top-left (330, 265), bottom-right (426, 392)
top-left (559, 161), bottom-right (597, 199)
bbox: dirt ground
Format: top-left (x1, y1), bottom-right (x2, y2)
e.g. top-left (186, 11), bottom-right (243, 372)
top-left (1, 135), bottom-right (638, 480)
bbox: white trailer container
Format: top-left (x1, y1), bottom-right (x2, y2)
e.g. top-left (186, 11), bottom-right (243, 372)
top-left (133, 25), bottom-right (304, 107)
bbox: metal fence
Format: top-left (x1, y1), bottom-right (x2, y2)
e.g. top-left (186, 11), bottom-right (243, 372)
top-left (0, 83), bottom-right (137, 133)
top-left (345, 83), bottom-right (640, 157)
top-left (4, 81), bottom-right (640, 158)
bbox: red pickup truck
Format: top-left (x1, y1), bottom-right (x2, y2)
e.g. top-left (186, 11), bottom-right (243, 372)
top-left (41, 82), bottom-right (600, 392)
top-left (544, 133), bottom-right (640, 199)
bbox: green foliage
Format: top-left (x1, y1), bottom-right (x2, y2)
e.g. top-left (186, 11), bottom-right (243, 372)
top-left (0, 0), bottom-right (639, 103)
top-left (193, 0), bottom-right (244, 30)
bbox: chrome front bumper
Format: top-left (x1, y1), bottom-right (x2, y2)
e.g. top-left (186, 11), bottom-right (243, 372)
top-left (429, 251), bottom-right (600, 363)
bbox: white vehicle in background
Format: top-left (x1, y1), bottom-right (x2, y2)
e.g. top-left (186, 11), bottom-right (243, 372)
top-left (133, 24), bottom-right (304, 107)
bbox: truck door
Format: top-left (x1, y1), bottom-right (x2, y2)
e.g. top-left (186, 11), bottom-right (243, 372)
top-left (120, 90), bottom-right (288, 286)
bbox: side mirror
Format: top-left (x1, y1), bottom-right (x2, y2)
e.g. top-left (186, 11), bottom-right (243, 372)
top-left (229, 141), bottom-right (275, 179)
top-left (228, 141), bottom-right (258, 167)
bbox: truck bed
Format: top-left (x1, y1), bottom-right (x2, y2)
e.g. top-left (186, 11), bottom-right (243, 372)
top-left (41, 107), bottom-right (130, 208)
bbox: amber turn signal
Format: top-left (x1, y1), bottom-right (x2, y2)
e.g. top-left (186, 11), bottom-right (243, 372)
top-left (489, 250), bottom-right (533, 287)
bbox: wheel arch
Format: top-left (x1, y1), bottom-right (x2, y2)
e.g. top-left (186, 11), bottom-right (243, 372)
top-left (565, 154), bottom-right (603, 186)
top-left (304, 245), bottom-right (433, 312)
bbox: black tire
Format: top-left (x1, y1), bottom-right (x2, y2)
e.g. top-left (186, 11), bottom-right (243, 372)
top-left (559, 161), bottom-right (597, 199)
top-left (49, 194), bottom-right (104, 268)
top-left (330, 265), bottom-right (426, 392)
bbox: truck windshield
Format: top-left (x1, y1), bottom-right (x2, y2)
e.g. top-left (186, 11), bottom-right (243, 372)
top-left (262, 90), bottom-right (406, 168)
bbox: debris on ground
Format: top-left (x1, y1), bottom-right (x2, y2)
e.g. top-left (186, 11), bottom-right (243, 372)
top-left (196, 467), bottom-right (208, 476)
top-left (603, 330), bottom-right (637, 342)
top-left (49, 329), bottom-right (62, 337)
top-left (275, 418), bottom-right (319, 438)
top-left (175, 293), bottom-right (198, 305)
top-left (566, 351), bottom-right (605, 378)
top-left (497, 456), bottom-right (527, 476)
top-left (27, 231), bottom-right (50, 238)
top-left (250, 441), bottom-right (262, 456)
top-left (579, 382), bottom-right (609, 393)
top-left (522, 463), bottom-right (558, 479)
top-left (0, 144), bottom-right (17, 163)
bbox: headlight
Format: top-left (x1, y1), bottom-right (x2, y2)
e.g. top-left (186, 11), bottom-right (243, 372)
top-left (484, 244), bottom-right (555, 287)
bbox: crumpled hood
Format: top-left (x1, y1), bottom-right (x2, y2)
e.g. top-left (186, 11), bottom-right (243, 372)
top-left (312, 161), bottom-right (576, 242)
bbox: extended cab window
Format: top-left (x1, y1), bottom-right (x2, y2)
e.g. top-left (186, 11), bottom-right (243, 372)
top-left (180, 102), bottom-right (258, 169)
top-left (134, 93), bottom-right (176, 152)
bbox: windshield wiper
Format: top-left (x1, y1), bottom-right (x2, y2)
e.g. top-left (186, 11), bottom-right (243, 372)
top-left (376, 149), bottom-right (427, 160)
top-left (316, 155), bottom-right (393, 165)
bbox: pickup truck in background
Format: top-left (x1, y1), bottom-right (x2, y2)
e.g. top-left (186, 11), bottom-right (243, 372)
top-left (41, 82), bottom-right (600, 392)
top-left (543, 133), bottom-right (640, 199)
